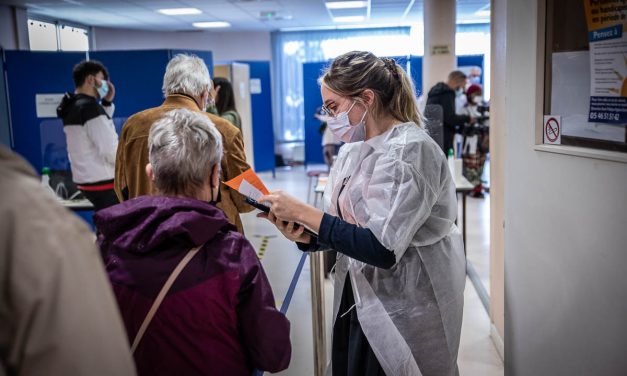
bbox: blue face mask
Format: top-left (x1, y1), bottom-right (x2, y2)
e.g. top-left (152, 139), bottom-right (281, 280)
top-left (96, 80), bottom-right (109, 99)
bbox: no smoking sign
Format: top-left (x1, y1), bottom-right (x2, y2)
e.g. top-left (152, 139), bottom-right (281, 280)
top-left (543, 115), bottom-right (561, 145)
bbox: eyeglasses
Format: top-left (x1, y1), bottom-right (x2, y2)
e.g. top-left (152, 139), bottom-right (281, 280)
top-left (321, 104), bottom-right (334, 117)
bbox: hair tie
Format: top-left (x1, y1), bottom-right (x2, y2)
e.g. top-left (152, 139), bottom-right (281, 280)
top-left (382, 57), bottom-right (400, 81)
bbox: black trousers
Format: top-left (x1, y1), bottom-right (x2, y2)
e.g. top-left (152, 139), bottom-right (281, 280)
top-left (81, 189), bottom-right (119, 212)
top-left (332, 276), bottom-right (386, 376)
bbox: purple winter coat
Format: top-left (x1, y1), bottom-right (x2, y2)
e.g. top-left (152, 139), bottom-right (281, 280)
top-left (95, 195), bottom-right (291, 376)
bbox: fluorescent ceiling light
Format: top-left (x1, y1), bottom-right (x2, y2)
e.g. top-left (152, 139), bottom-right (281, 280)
top-left (158, 8), bottom-right (202, 16)
top-left (193, 21), bottom-right (231, 28)
top-left (325, 1), bottom-right (368, 9)
top-left (333, 15), bottom-right (366, 23)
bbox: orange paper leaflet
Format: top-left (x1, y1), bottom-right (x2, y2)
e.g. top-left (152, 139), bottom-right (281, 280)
top-left (223, 168), bottom-right (270, 200)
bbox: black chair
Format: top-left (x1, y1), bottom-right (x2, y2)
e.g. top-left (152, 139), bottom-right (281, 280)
top-left (424, 104), bottom-right (444, 151)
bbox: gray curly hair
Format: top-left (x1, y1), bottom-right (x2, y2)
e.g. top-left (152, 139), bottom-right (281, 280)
top-left (162, 54), bottom-right (212, 98)
top-left (148, 108), bottom-right (223, 197)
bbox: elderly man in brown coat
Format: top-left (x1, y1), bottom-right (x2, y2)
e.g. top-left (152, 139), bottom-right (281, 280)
top-left (114, 54), bottom-right (252, 233)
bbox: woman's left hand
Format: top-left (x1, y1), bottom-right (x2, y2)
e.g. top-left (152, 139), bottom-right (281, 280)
top-left (257, 210), bottom-right (311, 243)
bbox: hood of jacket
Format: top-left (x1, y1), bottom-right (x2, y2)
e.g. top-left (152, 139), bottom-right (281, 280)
top-left (427, 82), bottom-right (454, 99)
top-left (94, 195), bottom-right (233, 254)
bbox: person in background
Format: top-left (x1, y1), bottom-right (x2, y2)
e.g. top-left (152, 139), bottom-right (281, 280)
top-left (315, 106), bottom-right (342, 168)
top-left (207, 77), bottom-right (242, 130)
top-left (426, 70), bottom-right (474, 154)
top-left (258, 51), bottom-right (466, 376)
top-left (96, 109), bottom-right (291, 376)
top-left (460, 84), bottom-right (489, 197)
top-left (467, 66), bottom-right (482, 85)
top-left (115, 54), bottom-right (252, 234)
top-left (0, 146), bottom-right (136, 376)
top-left (57, 60), bottom-right (119, 211)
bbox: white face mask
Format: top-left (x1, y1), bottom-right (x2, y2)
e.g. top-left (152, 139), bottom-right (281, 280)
top-left (472, 96), bottom-right (483, 104)
top-left (326, 101), bottom-right (367, 143)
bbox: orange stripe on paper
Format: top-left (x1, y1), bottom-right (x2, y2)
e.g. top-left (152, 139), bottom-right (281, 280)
top-left (223, 168), bottom-right (270, 195)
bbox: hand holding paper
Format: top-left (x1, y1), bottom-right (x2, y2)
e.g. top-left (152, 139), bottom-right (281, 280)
top-left (223, 169), bottom-right (322, 238)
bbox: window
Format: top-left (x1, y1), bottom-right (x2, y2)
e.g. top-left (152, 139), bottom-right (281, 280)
top-left (59, 25), bottom-right (89, 51)
top-left (542, 0), bottom-right (626, 153)
top-left (28, 19), bottom-right (89, 52)
top-left (28, 20), bottom-right (57, 51)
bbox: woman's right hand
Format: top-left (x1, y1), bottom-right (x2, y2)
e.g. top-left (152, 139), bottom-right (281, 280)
top-left (258, 211), bottom-right (312, 244)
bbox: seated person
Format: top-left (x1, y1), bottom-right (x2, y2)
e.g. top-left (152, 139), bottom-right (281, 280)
top-left (95, 108), bottom-right (291, 376)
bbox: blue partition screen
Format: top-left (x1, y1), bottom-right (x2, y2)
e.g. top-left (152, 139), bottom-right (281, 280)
top-left (170, 49), bottom-right (214, 77)
top-left (303, 61), bottom-right (329, 165)
top-left (89, 50), bottom-right (170, 119)
top-left (5, 51), bottom-right (86, 171)
top-left (237, 60), bottom-right (275, 172)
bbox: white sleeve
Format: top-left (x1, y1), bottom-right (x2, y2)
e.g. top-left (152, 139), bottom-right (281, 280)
top-left (85, 114), bottom-right (119, 166)
top-left (362, 143), bottom-right (447, 260)
top-left (102, 103), bottom-right (115, 118)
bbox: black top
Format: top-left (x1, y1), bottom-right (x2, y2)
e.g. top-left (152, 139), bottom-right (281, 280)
top-left (57, 93), bottom-right (111, 126)
top-left (426, 82), bottom-right (471, 152)
top-left (298, 213), bottom-right (395, 269)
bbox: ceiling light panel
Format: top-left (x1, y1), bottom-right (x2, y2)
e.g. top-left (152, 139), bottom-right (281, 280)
top-left (332, 15), bottom-right (365, 23)
top-left (325, 1), bottom-right (368, 10)
top-left (193, 21), bottom-right (231, 28)
top-left (157, 8), bottom-right (202, 16)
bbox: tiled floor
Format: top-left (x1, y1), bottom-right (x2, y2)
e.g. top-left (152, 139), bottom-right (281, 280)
top-left (242, 166), bottom-right (503, 375)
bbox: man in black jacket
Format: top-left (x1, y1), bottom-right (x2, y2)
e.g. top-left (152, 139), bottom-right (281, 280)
top-left (426, 70), bottom-right (474, 153)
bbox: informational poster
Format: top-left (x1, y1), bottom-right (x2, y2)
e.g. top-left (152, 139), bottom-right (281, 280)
top-left (584, 0), bottom-right (627, 124)
top-left (249, 78), bottom-right (262, 94)
top-left (35, 94), bottom-right (64, 118)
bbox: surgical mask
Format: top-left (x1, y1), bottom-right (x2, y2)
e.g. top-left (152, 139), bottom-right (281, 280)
top-left (472, 96), bottom-right (483, 104)
top-left (326, 101), bottom-right (367, 143)
top-left (96, 80), bottom-right (109, 98)
top-left (469, 76), bottom-right (481, 84)
top-left (455, 88), bottom-right (464, 97)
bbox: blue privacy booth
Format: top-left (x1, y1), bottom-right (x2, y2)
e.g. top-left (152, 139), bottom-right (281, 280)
top-left (3, 49), bottom-right (214, 226)
top-left (236, 60), bottom-right (275, 174)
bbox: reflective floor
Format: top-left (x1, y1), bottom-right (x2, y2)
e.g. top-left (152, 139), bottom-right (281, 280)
top-left (242, 166), bottom-right (503, 375)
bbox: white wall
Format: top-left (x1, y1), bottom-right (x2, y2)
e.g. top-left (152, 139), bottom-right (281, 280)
top-left (0, 5), bottom-right (16, 49)
top-left (500, 0), bottom-right (627, 374)
top-left (92, 27), bottom-right (272, 62)
top-left (0, 5), bottom-right (28, 50)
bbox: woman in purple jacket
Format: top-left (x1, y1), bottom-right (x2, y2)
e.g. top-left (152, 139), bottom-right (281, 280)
top-left (95, 108), bottom-right (291, 376)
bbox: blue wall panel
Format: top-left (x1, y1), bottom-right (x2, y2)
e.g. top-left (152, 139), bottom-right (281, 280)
top-left (170, 49), bottom-right (214, 78)
top-left (303, 61), bottom-right (329, 165)
top-left (237, 60), bottom-right (275, 173)
top-left (90, 50), bottom-right (170, 120)
top-left (409, 56), bottom-right (424, 95)
top-left (457, 54), bottom-right (485, 85)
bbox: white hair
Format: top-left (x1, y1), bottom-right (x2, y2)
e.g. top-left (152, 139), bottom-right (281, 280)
top-left (148, 108), bottom-right (223, 197)
top-left (162, 54), bottom-right (212, 97)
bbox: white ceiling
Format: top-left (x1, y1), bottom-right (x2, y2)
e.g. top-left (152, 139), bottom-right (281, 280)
top-left (1, 0), bottom-right (489, 31)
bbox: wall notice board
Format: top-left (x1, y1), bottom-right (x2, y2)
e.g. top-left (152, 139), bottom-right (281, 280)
top-left (545, 0), bottom-right (627, 152)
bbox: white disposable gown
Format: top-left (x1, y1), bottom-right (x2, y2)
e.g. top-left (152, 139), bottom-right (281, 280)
top-left (323, 122), bottom-right (466, 376)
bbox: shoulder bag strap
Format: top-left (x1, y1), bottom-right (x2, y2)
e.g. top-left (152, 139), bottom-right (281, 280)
top-left (131, 244), bottom-right (203, 353)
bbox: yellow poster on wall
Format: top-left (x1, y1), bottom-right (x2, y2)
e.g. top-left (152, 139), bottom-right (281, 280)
top-left (583, 0), bottom-right (627, 124)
